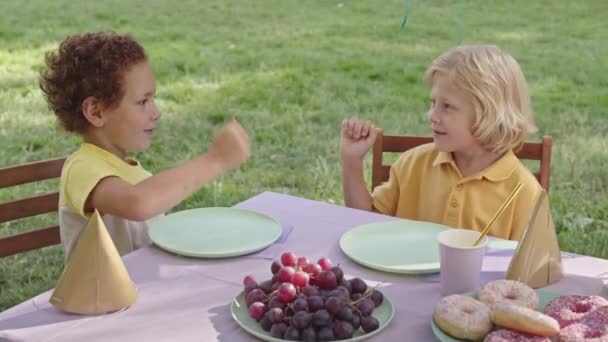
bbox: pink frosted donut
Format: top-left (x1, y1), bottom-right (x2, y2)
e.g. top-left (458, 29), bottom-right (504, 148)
top-left (484, 329), bottom-right (551, 342)
top-left (544, 295), bottom-right (608, 328)
top-left (433, 294), bottom-right (493, 341)
top-left (478, 280), bottom-right (539, 310)
top-left (558, 306), bottom-right (608, 341)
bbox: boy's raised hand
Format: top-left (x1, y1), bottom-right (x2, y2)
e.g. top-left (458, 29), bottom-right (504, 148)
top-left (208, 118), bottom-right (250, 171)
top-left (340, 118), bottom-right (381, 161)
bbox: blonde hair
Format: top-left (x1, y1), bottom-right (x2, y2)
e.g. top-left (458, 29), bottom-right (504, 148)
top-left (425, 45), bottom-right (537, 154)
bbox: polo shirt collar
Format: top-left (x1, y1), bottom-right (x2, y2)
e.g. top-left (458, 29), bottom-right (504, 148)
top-left (433, 150), bottom-right (518, 181)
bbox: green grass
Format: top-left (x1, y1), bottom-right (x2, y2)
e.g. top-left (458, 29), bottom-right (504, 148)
top-left (1, 0), bottom-right (607, 311)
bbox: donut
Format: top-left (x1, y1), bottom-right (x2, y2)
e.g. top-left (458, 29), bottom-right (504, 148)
top-left (484, 329), bottom-right (551, 342)
top-left (491, 302), bottom-right (559, 337)
top-left (544, 295), bottom-right (608, 328)
top-left (433, 294), bottom-right (493, 341)
top-left (558, 305), bottom-right (608, 341)
top-left (478, 280), bottom-right (539, 310)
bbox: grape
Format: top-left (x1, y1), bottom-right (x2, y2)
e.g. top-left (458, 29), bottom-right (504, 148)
top-left (243, 275), bottom-right (257, 288)
top-left (351, 314), bottom-right (361, 330)
top-left (268, 295), bottom-right (286, 310)
top-left (246, 289), bottom-right (266, 307)
top-left (271, 281), bottom-right (282, 292)
top-left (333, 320), bottom-right (355, 339)
top-left (284, 326), bottom-right (300, 340)
top-left (260, 316), bottom-right (273, 331)
top-left (312, 309), bottom-right (331, 327)
top-left (329, 266), bottom-right (344, 282)
top-left (337, 306), bottom-right (354, 322)
top-left (244, 282), bottom-right (259, 295)
top-left (317, 257), bottom-right (333, 271)
top-left (350, 278), bottom-right (367, 294)
top-left (281, 252), bottom-right (298, 267)
top-left (270, 323), bottom-right (288, 338)
top-left (328, 288), bottom-right (349, 300)
top-left (292, 271), bottom-right (310, 288)
top-left (293, 297), bottom-right (309, 312)
top-left (316, 270), bottom-right (338, 290)
top-left (297, 256), bottom-right (311, 267)
top-left (276, 266), bottom-right (296, 283)
top-left (267, 307), bottom-right (284, 324)
top-left (361, 316), bottom-right (380, 332)
top-left (324, 296), bottom-right (344, 315)
top-left (317, 326), bottom-right (335, 341)
top-left (351, 293), bottom-right (362, 301)
top-left (259, 280), bottom-right (273, 294)
top-left (278, 283), bottom-right (297, 302)
top-left (371, 290), bottom-right (384, 307)
top-left (292, 311), bottom-right (312, 329)
top-left (307, 295), bottom-right (324, 312)
top-left (357, 298), bottom-right (375, 317)
top-left (303, 263), bottom-right (322, 277)
top-left (301, 327), bottom-right (317, 342)
top-left (271, 260), bottom-right (282, 274)
top-left (340, 278), bottom-right (352, 292)
top-left (248, 302), bottom-right (266, 320)
top-left (302, 285), bottom-right (320, 297)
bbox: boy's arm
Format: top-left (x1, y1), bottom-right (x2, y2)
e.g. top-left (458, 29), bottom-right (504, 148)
top-left (342, 157), bottom-right (373, 211)
top-left (340, 118), bottom-right (380, 212)
top-left (87, 119), bottom-right (249, 221)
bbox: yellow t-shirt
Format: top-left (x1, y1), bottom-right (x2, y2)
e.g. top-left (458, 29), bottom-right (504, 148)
top-left (372, 143), bottom-right (547, 241)
top-left (59, 143), bottom-right (152, 261)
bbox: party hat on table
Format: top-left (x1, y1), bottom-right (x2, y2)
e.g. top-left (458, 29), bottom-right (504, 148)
top-left (50, 209), bottom-right (137, 314)
top-left (506, 190), bottom-right (563, 288)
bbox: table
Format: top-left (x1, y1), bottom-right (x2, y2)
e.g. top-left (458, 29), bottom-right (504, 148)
top-left (1, 191), bottom-right (607, 341)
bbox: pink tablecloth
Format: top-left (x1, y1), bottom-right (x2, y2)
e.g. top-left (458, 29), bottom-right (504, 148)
top-left (1, 191), bottom-right (607, 341)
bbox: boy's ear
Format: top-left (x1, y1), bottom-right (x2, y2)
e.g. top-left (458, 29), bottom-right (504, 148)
top-left (82, 97), bottom-right (105, 128)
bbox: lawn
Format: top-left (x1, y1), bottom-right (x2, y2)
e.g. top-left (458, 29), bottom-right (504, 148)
top-left (1, 0), bottom-right (607, 312)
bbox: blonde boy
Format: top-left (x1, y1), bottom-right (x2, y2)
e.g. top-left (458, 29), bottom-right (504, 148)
top-left (40, 32), bottom-right (250, 260)
top-left (340, 45), bottom-right (547, 240)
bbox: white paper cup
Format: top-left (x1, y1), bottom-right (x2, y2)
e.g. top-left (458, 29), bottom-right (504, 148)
top-left (437, 229), bottom-right (488, 296)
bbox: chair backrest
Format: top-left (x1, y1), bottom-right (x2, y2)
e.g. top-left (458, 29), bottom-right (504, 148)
top-left (371, 133), bottom-right (552, 192)
top-left (0, 157), bottom-right (66, 257)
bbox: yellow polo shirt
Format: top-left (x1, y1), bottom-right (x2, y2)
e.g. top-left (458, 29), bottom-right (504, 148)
top-left (372, 143), bottom-right (547, 241)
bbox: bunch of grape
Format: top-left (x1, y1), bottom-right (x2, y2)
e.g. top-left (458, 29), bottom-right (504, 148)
top-left (242, 252), bottom-right (383, 341)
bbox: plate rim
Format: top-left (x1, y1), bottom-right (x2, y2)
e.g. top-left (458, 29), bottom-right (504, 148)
top-left (230, 290), bottom-right (395, 342)
top-left (149, 207), bottom-right (282, 258)
top-left (430, 289), bottom-right (561, 342)
top-left (339, 220), bottom-right (451, 274)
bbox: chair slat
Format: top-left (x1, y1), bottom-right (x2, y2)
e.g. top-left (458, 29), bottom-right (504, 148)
top-left (371, 133), bottom-right (552, 192)
top-left (0, 157), bottom-right (66, 189)
top-left (0, 226), bottom-right (60, 257)
top-left (0, 193), bottom-right (59, 223)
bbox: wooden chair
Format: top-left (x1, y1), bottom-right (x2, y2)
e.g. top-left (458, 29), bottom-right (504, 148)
top-left (0, 157), bottom-right (67, 257)
top-left (371, 133), bottom-right (552, 192)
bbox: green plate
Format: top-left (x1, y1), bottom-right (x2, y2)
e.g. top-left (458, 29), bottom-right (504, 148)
top-left (339, 220), bottom-right (451, 274)
top-left (148, 207), bottom-right (281, 258)
top-left (231, 291), bottom-right (394, 341)
top-left (431, 290), bottom-right (560, 342)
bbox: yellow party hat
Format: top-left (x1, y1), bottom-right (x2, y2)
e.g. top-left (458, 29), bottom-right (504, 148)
top-left (506, 191), bottom-right (563, 288)
top-left (50, 210), bottom-right (138, 314)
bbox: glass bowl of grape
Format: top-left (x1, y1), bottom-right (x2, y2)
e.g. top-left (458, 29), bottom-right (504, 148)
top-left (231, 252), bottom-right (394, 341)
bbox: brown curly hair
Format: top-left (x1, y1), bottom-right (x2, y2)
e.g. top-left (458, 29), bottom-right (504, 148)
top-left (40, 32), bottom-right (147, 134)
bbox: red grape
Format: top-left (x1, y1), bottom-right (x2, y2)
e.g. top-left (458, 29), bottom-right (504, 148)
top-left (316, 270), bottom-right (338, 289)
top-left (280, 252), bottom-right (298, 267)
top-left (277, 283), bottom-right (297, 302)
top-left (317, 257), bottom-right (333, 270)
top-left (248, 302), bottom-right (265, 320)
top-left (303, 263), bottom-right (322, 277)
top-left (297, 256), bottom-right (311, 267)
top-left (292, 271), bottom-right (310, 288)
top-left (276, 266), bottom-right (295, 283)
